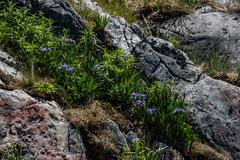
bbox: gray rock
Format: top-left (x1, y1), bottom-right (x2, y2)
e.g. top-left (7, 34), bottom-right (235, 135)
top-left (105, 16), bottom-right (142, 54)
top-left (133, 36), bottom-right (240, 159)
top-left (126, 131), bottom-right (138, 147)
top-left (105, 120), bottom-right (128, 153)
top-left (160, 6), bottom-right (240, 69)
top-left (133, 36), bottom-right (202, 84)
top-left (155, 142), bottom-right (184, 160)
top-left (15, 0), bottom-right (86, 35)
top-left (178, 76), bottom-right (240, 160)
top-left (0, 50), bottom-right (23, 83)
top-left (0, 89), bottom-right (88, 160)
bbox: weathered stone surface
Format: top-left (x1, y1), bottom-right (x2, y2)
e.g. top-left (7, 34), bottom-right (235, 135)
top-left (133, 36), bottom-right (240, 159)
top-left (0, 50), bottom-right (23, 84)
top-left (15, 0), bottom-right (86, 35)
top-left (105, 16), bottom-right (142, 54)
top-left (0, 89), bottom-right (87, 160)
top-left (160, 6), bottom-right (240, 69)
top-left (155, 142), bottom-right (184, 160)
top-left (178, 76), bottom-right (240, 160)
top-left (133, 36), bottom-right (202, 83)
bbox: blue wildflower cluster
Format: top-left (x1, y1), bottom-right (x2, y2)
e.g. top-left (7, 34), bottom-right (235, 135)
top-left (172, 108), bottom-right (185, 114)
top-left (131, 92), bottom-right (146, 107)
top-left (58, 63), bottom-right (74, 74)
top-left (42, 47), bottom-right (52, 52)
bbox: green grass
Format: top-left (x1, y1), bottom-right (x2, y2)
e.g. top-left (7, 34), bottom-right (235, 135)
top-left (94, 0), bottom-right (137, 23)
top-left (120, 140), bottom-right (166, 160)
top-left (0, 1), bottom-right (199, 155)
top-left (188, 47), bottom-right (230, 78)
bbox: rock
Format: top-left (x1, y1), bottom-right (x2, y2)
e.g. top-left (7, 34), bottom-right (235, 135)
top-left (0, 89), bottom-right (87, 160)
top-left (15, 0), bottom-right (86, 35)
top-left (132, 36), bottom-right (240, 159)
top-left (0, 50), bottom-right (23, 84)
top-left (133, 36), bottom-right (202, 84)
top-left (105, 16), bottom-right (142, 54)
top-left (155, 142), bottom-right (184, 160)
top-left (105, 120), bottom-right (128, 152)
top-left (160, 6), bottom-right (240, 69)
top-left (178, 76), bottom-right (240, 160)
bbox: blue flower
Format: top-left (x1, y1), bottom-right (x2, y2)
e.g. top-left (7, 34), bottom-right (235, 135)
top-left (58, 63), bottom-right (74, 74)
top-left (136, 100), bottom-right (143, 106)
top-left (131, 92), bottom-right (138, 100)
top-left (58, 63), bottom-right (68, 69)
top-left (146, 108), bottom-right (157, 114)
top-left (42, 47), bottom-right (52, 52)
top-left (172, 108), bottom-right (185, 114)
top-left (66, 67), bottom-right (74, 74)
top-left (141, 94), bottom-right (146, 100)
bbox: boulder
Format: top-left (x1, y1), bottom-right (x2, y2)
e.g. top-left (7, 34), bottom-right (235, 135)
top-left (0, 50), bottom-right (23, 84)
top-left (133, 36), bottom-right (202, 84)
top-left (160, 6), bottom-right (240, 69)
top-left (133, 36), bottom-right (240, 160)
top-left (0, 89), bottom-right (88, 160)
top-left (15, 0), bottom-right (86, 35)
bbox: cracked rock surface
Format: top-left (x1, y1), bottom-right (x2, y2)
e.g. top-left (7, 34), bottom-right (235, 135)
top-left (0, 50), bottom-right (23, 84)
top-left (15, 0), bottom-right (86, 35)
top-left (160, 6), bottom-right (240, 69)
top-left (133, 36), bottom-right (240, 160)
top-left (0, 89), bottom-right (88, 160)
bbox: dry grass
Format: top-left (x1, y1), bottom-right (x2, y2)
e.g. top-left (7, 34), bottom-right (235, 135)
top-left (186, 142), bottom-right (230, 160)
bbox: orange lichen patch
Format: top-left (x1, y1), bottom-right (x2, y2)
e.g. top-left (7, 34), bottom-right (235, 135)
top-left (186, 142), bottom-right (230, 160)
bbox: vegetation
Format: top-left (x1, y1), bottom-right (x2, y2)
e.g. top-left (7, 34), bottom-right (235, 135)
top-left (120, 140), bottom-right (166, 160)
top-left (188, 46), bottom-right (230, 78)
top-left (3, 143), bottom-right (22, 160)
top-left (0, 1), bottom-right (199, 158)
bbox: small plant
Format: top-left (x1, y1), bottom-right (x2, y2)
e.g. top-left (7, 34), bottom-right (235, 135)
top-left (93, 13), bottom-right (109, 31)
top-left (34, 81), bottom-right (55, 95)
top-left (120, 140), bottom-right (166, 160)
top-left (3, 142), bottom-right (22, 160)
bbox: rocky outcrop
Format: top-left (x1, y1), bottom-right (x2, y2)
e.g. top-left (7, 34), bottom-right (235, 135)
top-left (15, 0), bottom-right (86, 35)
top-left (0, 50), bottom-right (23, 85)
top-left (76, 1), bottom-right (240, 159)
top-left (133, 37), bottom-right (202, 83)
top-left (160, 6), bottom-right (240, 69)
top-left (0, 89), bottom-right (87, 160)
top-left (133, 37), bottom-right (240, 160)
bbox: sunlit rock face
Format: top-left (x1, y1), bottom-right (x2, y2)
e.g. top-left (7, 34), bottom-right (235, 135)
top-left (0, 89), bottom-right (88, 160)
top-left (133, 37), bottom-right (240, 160)
top-left (160, 6), bottom-right (240, 70)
